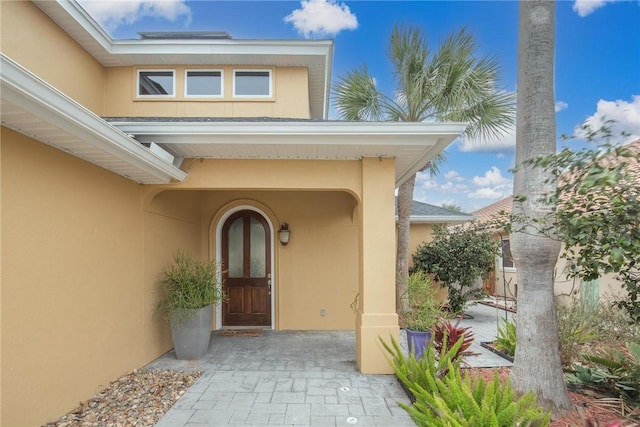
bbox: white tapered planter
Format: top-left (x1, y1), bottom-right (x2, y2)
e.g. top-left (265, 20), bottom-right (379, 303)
top-left (170, 305), bottom-right (213, 360)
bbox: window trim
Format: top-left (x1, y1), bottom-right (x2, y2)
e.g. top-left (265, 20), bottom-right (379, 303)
top-left (184, 69), bottom-right (224, 98)
top-left (499, 238), bottom-right (517, 272)
top-left (232, 69), bottom-right (273, 98)
top-left (137, 69), bottom-right (176, 98)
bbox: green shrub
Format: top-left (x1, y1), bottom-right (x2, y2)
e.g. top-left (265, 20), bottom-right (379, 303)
top-left (494, 318), bottom-right (517, 357)
top-left (381, 336), bottom-right (550, 426)
top-left (556, 300), bottom-right (599, 365)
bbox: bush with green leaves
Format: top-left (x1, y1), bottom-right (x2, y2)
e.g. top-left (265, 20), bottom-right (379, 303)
top-left (494, 318), bottom-right (517, 357)
top-left (524, 129), bottom-right (640, 323)
top-left (156, 250), bottom-right (225, 323)
top-left (412, 226), bottom-right (499, 314)
top-left (556, 300), bottom-right (599, 366)
top-left (566, 342), bottom-right (640, 412)
top-left (381, 336), bottom-right (550, 426)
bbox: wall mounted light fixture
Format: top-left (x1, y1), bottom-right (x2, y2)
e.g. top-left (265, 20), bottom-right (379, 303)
top-left (278, 223), bottom-right (291, 246)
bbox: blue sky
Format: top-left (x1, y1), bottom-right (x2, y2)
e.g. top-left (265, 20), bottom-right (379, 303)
top-left (79, 0), bottom-right (640, 213)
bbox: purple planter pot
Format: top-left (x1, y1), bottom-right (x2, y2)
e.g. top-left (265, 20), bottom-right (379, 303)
top-left (406, 329), bottom-right (432, 359)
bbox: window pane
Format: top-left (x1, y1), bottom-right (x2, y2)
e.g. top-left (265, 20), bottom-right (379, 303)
top-left (235, 71), bottom-right (270, 96)
top-left (186, 71), bottom-right (221, 96)
top-left (250, 217), bottom-right (266, 277)
top-left (138, 71), bottom-right (173, 95)
top-left (502, 239), bottom-right (514, 268)
top-left (228, 218), bottom-right (244, 278)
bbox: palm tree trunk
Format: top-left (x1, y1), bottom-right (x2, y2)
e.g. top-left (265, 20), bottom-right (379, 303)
top-left (510, 0), bottom-right (572, 414)
top-left (396, 174), bottom-right (415, 315)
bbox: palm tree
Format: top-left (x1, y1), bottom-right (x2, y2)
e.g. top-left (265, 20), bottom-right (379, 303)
top-left (333, 25), bottom-right (515, 314)
top-left (510, 0), bottom-right (572, 413)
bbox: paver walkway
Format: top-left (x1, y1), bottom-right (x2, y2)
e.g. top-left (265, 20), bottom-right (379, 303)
top-left (148, 303), bottom-right (512, 426)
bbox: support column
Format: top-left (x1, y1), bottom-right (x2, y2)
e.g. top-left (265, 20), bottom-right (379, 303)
top-left (356, 157), bottom-right (399, 374)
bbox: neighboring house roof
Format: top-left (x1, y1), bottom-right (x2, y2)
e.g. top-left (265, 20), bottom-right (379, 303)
top-left (471, 196), bottom-right (513, 226)
top-left (32, 0), bottom-right (333, 120)
top-left (471, 139), bottom-right (640, 230)
top-left (396, 198), bottom-right (474, 224)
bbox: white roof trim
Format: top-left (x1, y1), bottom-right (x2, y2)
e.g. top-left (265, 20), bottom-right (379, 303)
top-left (110, 120), bottom-right (468, 187)
top-left (0, 54), bottom-right (187, 184)
top-left (32, 0), bottom-right (334, 119)
top-left (406, 216), bottom-right (474, 224)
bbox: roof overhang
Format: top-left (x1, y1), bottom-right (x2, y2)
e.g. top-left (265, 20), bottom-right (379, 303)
top-left (32, 0), bottom-right (334, 119)
top-left (0, 54), bottom-right (187, 184)
top-left (108, 119), bottom-right (468, 188)
top-left (407, 215), bottom-right (474, 224)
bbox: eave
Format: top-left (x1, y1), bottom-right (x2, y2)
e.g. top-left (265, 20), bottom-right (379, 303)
top-left (108, 119), bottom-right (468, 188)
top-left (0, 54), bottom-right (187, 184)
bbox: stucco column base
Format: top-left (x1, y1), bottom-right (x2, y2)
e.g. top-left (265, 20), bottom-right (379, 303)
top-left (356, 312), bottom-right (399, 374)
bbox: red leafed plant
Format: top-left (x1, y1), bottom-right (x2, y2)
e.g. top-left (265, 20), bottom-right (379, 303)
top-left (432, 316), bottom-right (479, 364)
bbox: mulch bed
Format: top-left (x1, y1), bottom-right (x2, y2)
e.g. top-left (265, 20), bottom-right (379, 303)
top-left (43, 369), bottom-right (201, 427)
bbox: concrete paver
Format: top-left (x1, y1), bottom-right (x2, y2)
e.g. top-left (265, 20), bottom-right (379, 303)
top-left (149, 302), bottom-right (512, 426)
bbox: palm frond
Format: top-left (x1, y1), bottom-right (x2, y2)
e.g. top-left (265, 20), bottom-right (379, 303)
top-left (332, 66), bottom-right (386, 121)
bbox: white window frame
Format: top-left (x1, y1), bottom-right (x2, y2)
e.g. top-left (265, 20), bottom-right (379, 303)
top-left (233, 69), bottom-right (272, 98)
top-left (185, 69), bottom-right (224, 98)
top-left (137, 69), bottom-right (176, 98)
top-left (498, 238), bottom-right (517, 272)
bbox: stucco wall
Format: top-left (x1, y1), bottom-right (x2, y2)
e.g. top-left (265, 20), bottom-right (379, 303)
top-left (103, 66), bottom-right (311, 118)
top-left (0, 129), bottom-right (212, 426)
top-left (143, 190), bottom-right (205, 356)
top-left (0, 128), bottom-right (145, 425)
top-left (0, 1), bottom-right (106, 114)
top-left (200, 190), bottom-right (359, 330)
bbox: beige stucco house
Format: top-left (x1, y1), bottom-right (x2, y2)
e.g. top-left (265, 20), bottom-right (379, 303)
top-left (0, 1), bottom-right (469, 424)
top-left (472, 141), bottom-right (638, 306)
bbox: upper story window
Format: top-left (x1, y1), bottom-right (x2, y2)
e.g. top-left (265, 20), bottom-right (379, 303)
top-left (137, 70), bottom-right (175, 97)
top-left (233, 70), bottom-right (272, 97)
top-left (185, 70), bottom-right (223, 97)
top-left (500, 238), bottom-right (516, 270)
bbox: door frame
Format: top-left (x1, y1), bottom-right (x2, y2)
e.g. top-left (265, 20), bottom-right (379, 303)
top-left (214, 205), bottom-right (276, 329)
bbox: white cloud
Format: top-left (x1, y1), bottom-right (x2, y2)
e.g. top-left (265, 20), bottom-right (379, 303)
top-left (284, 0), bottom-right (358, 38)
top-left (555, 101), bottom-right (568, 112)
top-left (79, 0), bottom-right (191, 31)
top-left (458, 124), bottom-right (516, 153)
top-left (472, 167), bottom-right (510, 187)
top-left (576, 95), bottom-right (640, 143)
top-left (468, 187), bottom-right (508, 200)
top-left (573, 0), bottom-right (622, 17)
top-left (444, 170), bottom-right (464, 182)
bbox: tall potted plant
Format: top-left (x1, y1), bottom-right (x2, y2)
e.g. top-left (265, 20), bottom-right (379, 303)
top-left (156, 250), bottom-right (225, 360)
top-left (401, 271), bottom-right (442, 359)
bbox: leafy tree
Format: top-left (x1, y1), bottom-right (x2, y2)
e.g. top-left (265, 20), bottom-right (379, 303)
top-left (412, 226), bottom-right (499, 314)
top-left (510, 0), bottom-right (573, 413)
top-left (333, 24), bottom-right (515, 314)
top-left (526, 135), bottom-right (640, 322)
top-left (441, 203), bottom-right (464, 213)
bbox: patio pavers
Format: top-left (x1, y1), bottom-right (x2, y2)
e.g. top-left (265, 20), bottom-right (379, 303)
top-left (149, 303), bottom-right (512, 426)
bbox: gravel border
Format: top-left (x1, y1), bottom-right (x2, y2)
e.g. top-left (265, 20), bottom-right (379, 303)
top-left (43, 369), bottom-right (202, 427)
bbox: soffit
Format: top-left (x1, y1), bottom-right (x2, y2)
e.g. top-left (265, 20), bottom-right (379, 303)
top-left (32, 0), bottom-right (333, 119)
top-left (108, 119), bottom-right (468, 187)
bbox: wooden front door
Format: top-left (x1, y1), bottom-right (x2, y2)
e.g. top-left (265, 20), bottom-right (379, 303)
top-left (222, 210), bottom-right (271, 327)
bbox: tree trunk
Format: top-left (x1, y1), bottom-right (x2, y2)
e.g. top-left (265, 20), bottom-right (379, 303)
top-left (510, 0), bottom-right (572, 414)
top-left (396, 174), bottom-right (415, 315)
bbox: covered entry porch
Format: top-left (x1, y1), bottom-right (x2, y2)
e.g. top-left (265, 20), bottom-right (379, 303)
top-left (131, 120), bottom-right (467, 374)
